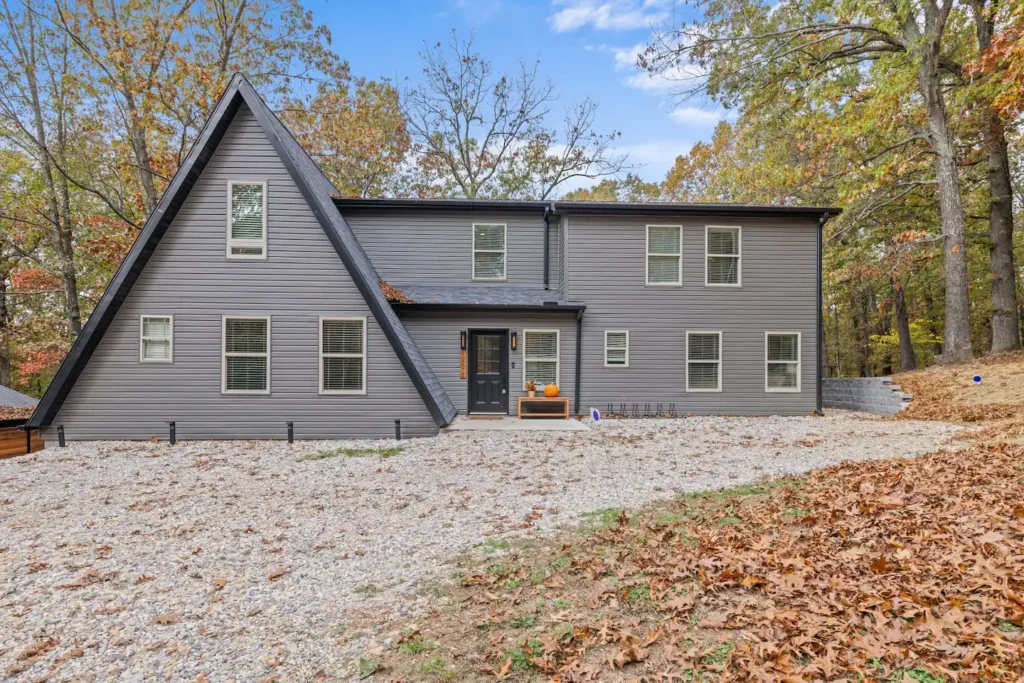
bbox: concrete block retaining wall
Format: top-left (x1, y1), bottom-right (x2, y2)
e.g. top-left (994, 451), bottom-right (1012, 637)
top-left (823, 377), bottom-right (913, 416)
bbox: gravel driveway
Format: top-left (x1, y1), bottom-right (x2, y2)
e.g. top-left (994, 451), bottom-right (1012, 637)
top-left (0, 412), bottom-right (959, 680)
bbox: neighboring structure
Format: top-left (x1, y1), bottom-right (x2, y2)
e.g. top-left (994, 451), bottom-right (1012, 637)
top-left (0, 384), bottom-right (38, 410)
top-left (27, 75), bottom-right (840, 441)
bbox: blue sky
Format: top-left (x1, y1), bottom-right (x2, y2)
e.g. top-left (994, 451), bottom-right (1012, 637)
top-left (305, 0), bottom-right (722, 192)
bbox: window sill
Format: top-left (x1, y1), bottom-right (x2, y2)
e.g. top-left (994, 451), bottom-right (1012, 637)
top-left (221, 390), bottom-right (271, 396)
top-left (319, 390), bottom-right (368, 396)
top-left (140, 359), bottom-right (173, 364)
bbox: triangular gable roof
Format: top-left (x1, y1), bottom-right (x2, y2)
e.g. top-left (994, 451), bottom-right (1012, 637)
top-left (28, 74), bottom-right (456, 430)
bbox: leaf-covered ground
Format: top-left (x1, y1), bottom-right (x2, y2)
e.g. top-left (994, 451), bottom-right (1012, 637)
top-left (896, 351), bottom-right (1024, 444)
top-left (378, 443), bottom-right (1024, 681)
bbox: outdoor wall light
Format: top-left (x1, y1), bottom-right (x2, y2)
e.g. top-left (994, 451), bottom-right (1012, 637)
top-left (460, 330), bottom-right (467, 350)
top-left (510, 331), bottom-right (517, 351)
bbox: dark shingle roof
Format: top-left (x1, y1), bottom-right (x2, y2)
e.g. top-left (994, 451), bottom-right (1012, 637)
top-left (0, 384), bottom-right (37, 408)
top-left (389, 285), bottom-right (585, 311)
top-left (29, 74), bottom-right (456, 430)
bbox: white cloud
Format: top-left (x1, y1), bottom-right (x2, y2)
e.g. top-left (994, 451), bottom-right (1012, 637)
top-left (550, 0), bottom-right (672, 33)
top-left (668, 107), bottom-right (722, 126)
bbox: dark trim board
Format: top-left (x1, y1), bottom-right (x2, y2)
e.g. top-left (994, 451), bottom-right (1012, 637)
top-left (393, 303), bottom-right (586, 313)
top-left (28, 74), bottom-right (457, 431)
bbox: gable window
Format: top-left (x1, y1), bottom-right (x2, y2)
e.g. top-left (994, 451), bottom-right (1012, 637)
top-left (766, 332), bottom-right (801, 392)
top-left (320, 317), bottom-right (367, 394)
top-left (686, 331), bottom-right (722, 392)
top-left (604, 331), bottom-right (629, 367)
top-left (523, 330), bottom-right (559, 388)
top-left (706, 226), bottom-right (741, 286)
top-left (646, 225), bottom-right (682, 285)
top-left (222, 316), bottom-right (270, 393)
top-left (473, 223), bottom-right (506, 280)
top-left (227, 181), bottom-right (267, 259)
top-left (140, 315), bottom-right (173, 362)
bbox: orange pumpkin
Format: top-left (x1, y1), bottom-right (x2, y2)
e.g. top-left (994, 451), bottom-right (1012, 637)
top-left (543, 383), bottom-right (559, 397)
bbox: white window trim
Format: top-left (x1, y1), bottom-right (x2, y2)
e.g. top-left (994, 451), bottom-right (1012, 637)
top-left (646, 224), bottom-right (682, 286)
top-left (472, 222), bottom-right (507, 281)
top-left (522, 329), bottom-right (560, 389)
top-left (226, 180), bottom-right (268, 260)
top-left (686, 330), bottom-right (723, 393)
top-left (705, 225), bottom-right (742, 287)
top-left (603, 330), bottom-right (630, 368)
top-left (221, 315), bottom-right (271, 395)
top-left (139, 315), bottom-right (173, 363)
top-left (765, 331), bottom-right (802, 393)
top-left (319, 316), bottom-right (368, 395)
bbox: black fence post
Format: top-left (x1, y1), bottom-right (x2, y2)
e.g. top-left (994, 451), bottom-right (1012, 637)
top-left (58, 426), bottom-right (65, 447)
top-left (394, 419), bottom-right (402, 441)
top-left (287, 422), bottom-right (294, 444)
top-left (169, 422), bottom-right (176, 445)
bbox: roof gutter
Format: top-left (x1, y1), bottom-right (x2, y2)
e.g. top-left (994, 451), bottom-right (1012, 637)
top-left (816, 211), bottom-right (830, 416)
top-left (543, 203), bottom-right (553, 291)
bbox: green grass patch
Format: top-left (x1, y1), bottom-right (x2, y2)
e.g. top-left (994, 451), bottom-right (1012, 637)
top-left (420, 657), bottom-right (455, 681)
top-left (888, 668), bottom-right (947, 683)
top-left (357, 658), bottom-right (381, 678)
top-left (503, 638), bottom-right (544, 671)
top-left (353, 583), bottom-right (382, 596)
top-left (506, 614), bottom-right (535, 629)
top-left (398, 637), bottom-right (434, 654)
top-left (580, 507), bottom-right (622, 533)
top-left (299, 446), bottom-right (403, 462)
top-left (551, 554), bottom-right (571, 569)
top-left (478, 538), bottom-right (510, 553)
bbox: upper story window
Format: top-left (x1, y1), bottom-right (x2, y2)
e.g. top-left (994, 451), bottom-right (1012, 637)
top-left (222, 316), bottom-right (270, 394)
top-left (227, 181), bottom-right (267, 259)
top-left (139, 315), bottom-right (173, 362)
top-left (766, 332), bottom-right (801, 392)
top-left (473, 223), bottom-right (506, 280)
top-left (646, 225), bottom-right (682, 285)
top-left (320, 317), bottom-right (367, 394)
top-left (706, 225), bottom-right (741, 286)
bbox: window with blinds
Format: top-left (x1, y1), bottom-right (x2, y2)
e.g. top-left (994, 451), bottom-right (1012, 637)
top-left (523, 330), bottom-right (559, 388)
top-left (320, 317), bottom-right (366, 394)
top-left (706, 226), bottom-right (741, 286)
top-left (222, 317), bottom-right (270, 393)
top-left (604, 330), bottom-right (629, 367)
top-left (140, 315), bottom-right (173, 362)
top-left (473, 223), bottom-right (506, 280)
top-left (227, 181), bottom-right (267, 258)
top-left (646, 225), bottom-right (682, 285)
top-left (687, 331), bottom-right (722, 392)
top-left (766, 332), bottom-right (801, 392)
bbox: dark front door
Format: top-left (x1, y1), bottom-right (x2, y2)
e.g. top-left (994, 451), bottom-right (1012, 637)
top-left (468, 330), bottom-right (509, 414)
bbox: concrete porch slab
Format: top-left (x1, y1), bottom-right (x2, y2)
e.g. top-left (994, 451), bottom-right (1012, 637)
top-left (442, 415), bottom-right (590, 432)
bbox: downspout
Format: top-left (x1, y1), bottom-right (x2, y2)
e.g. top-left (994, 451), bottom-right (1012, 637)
top-left (575, 309), bottom-right (583, 416)
top-left (816, 212), bottom-right (829, 416)
top-left (543, 204), bottom-right (553, 291)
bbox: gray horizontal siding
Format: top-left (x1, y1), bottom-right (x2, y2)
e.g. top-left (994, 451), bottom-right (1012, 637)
top-left (400, 311), bottom-right (578, 414)
top-left (347, 211), bottom-right (550, 288)
top-left (569, 215), bottom-right (818, 416)
top-left (45, 104), bottom-right (436, 441)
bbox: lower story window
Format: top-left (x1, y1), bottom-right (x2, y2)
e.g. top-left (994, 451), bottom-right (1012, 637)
top-left (687, 331), bottom-right (721, 391)
top-left (321, 317), bottom-right (366, 394)
top-left (222, 316), bottom-right (270, 393)
top-left (604, 331), bottom-right (629, 366)
top-left (766, 332), bottom-right (801, 392)
top-left (523, 330), bottom-right (559, 388)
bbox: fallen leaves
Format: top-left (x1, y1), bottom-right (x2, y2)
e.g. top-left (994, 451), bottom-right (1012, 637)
top-left (153, 611), bottom-right (180, 625)
top-left (380, 443), bottom-right (1024, 681)
top-left (58, 568), bottom-right (118, 589)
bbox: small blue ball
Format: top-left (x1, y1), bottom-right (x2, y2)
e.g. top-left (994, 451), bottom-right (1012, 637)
top-left (973, 375), bottom-right (982, 384)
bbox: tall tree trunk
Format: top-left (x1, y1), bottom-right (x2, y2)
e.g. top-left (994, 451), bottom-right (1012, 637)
top-left (908, 5), bottom-right (973, 364)
top-left (859, 290), bottom-right (872, 377)
top-left (892, 279), bottom-right (918, 371)
top-left (0, 274), bottom-right (9, 387)
top-left (972, 0), bottom-right (1021, 353)
top-left (19, 5), bottom-right (81, 337)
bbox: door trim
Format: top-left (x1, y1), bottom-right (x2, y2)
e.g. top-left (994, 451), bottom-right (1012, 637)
top-left (467, 329), bottom-right (510, 415)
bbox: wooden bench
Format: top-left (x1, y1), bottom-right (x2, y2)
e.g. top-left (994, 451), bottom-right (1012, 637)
top-left (517, 396), bottom-right (570, 419)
